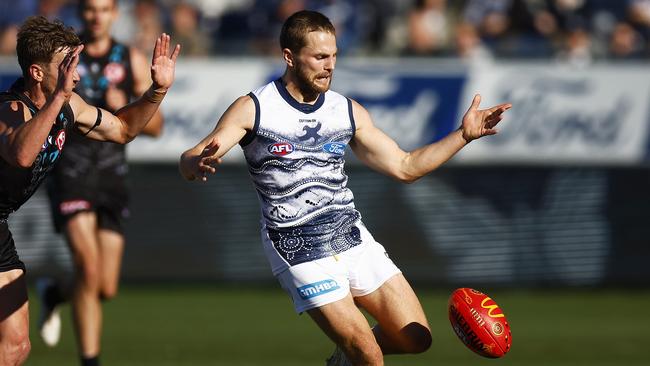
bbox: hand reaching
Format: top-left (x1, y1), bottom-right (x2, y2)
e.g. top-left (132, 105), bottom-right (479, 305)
top-left (180, 137), bottom-right (222, 182)
top-left (150, 33), bottom-right (181, 92)
top-left (460, 94), bottom-right (512, 143)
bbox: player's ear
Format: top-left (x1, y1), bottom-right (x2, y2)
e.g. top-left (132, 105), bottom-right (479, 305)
top-left (282, 48), bottom-right (294, 68)
top-left (28, 64), bottom-right (44, 83)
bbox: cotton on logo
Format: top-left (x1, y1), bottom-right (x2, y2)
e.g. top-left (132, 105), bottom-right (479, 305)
top-left (268, 142), bottom-right (294, 156)
top-left (55, 130), bottom-right (66, 151)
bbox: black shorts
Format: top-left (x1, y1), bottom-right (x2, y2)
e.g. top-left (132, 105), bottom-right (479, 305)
top-left (0, 222), bottom-right (26, 273)
top-left (48, 140), bottom-right (130, 234)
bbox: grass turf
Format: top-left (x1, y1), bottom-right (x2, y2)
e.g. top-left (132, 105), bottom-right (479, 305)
top-left (25, 285), bottom-right (650, 366)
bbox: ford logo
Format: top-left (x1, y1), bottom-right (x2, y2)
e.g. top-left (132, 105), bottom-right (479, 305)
top-left (323, 142), bottom-right (345, 155)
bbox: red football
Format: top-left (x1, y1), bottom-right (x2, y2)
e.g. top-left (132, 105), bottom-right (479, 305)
top-left (448, 288), bottom-right (512, 358)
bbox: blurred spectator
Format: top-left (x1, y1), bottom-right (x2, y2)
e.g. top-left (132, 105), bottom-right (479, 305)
top-left (463, 0), bottom-right (512, 40)
top-left (38, 0), bottom-right (81, 29)
top-left (0, 25), bottom-right (18, 55)
top-left (249, 0), bottom-right (306, 56)
top-left (556, 27), bottom-right (592, 66)
top-left (308, 0), bottom-right (360, 55)
top-left (609, 22), bottom-right (645, 59)
top-left (406, 0), bottom-right (452, 56)
top-left (132, 0), bottom-right (163, 56)
top-left (453, 22), bottom-right (493, 61)
top-left (170, 2), bottom-right (211, 56)
top-left (627, 0), bottom-right (650, 54)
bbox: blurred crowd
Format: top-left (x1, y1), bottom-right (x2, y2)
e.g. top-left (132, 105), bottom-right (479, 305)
top-left (1, 0), bottom-right (650, 65)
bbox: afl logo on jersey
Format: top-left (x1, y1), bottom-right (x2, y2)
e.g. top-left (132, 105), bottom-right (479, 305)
top-left (268, 142), bottom-right (294, 156)
top-left (55, 130), bottom-right (66, 151)
top-left (104, 62), bottom-right (126, 84)
top-left (323, 142), bottom-right (346, 155)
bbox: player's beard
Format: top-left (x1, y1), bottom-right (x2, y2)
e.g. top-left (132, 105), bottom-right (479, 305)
top-left (294, 61), bottom-right (331, 99)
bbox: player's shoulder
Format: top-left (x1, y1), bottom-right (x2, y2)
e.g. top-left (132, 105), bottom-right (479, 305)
top-left (231, 94), bottom-right (257, 112)
top-left (251, 79), bottom-right (279, 97)
top-left (0, 99), bottom-right (30, 127)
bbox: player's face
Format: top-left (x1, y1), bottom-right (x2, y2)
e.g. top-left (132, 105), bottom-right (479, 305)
top-left (40, 48), bottom-right (80, 96)
top-left (293, 31), bottom-right (337, 94)
top-left (81, 0), bottom-right (118, 39)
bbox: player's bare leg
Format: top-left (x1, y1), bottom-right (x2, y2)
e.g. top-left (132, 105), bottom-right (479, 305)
top-left (0, 269), bottom-right (31, 365)
top-left (308, 294), bottom-right (383, 366)
top-left (354, 274), bottom-right (432, 355)
top-left (65, 212), bottom-right (102, 359)
top-left (97, 229), bottom-right (124, 300)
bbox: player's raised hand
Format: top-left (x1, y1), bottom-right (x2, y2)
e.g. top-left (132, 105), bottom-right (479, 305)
top-left (150, 33), bottom-right (181, 91)
top-left (460, 94), bottom-right (512, 143)
top-left (55, 45), bottom-right (84, 101)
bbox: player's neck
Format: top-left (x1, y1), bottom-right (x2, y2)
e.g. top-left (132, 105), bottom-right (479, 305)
top-left (83, 35), bottom-right (112, 57)
top-left (22, 81), bottom-right (46, 109)
top-left (281, 74), bottom-right (320, 105)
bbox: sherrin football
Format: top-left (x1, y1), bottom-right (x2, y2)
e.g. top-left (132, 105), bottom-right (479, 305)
top-left (448, 288), bottom-right (512, 358)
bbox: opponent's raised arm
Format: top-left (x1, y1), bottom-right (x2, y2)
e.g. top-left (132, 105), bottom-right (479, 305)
top-left (350, 95), bottom-right (511, 183)
top-left (71, 34), bottom-right (180, 143)
top-left (179, 95), bottom-right (256, 182)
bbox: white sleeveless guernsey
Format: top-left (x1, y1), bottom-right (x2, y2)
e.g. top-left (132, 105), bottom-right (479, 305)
top-left (242, 79), bottom-right (365, 274)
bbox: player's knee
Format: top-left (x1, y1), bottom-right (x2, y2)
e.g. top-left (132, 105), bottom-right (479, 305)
top-left (100, 285), bottom-right (118, 300)
top-left (1, 328), bottom-right (31, 365)
top-left (400, 324), bottom-right (432, 354)
top-left (75, 263), bottom-right (100, 290)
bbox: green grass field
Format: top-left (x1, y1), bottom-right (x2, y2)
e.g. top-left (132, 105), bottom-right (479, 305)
top-left (24, 285), bottom-right (650, 366)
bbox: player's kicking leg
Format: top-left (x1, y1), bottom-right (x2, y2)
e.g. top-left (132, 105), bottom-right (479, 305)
top-left (313, 274), bottom-right (432, 366)
top-left (354, 273), bottom-right (432, 355)
top-left (0, 269), bottom-right (31, 365)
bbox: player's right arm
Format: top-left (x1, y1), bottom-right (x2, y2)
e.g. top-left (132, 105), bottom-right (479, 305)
top-left (179, 95), bottom-right (255, 181)
top-left (0, 46), bottom-right (82, 168)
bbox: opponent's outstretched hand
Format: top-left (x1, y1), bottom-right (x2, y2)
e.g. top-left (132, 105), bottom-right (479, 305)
top-left (180, 137), bottom-right (222, 182)
top-left (56, 45), bottom-right (84, 101)
top-left (460, 94), bottom-right (512, 143)
top-left (150, 33), bottom-right (181, 91)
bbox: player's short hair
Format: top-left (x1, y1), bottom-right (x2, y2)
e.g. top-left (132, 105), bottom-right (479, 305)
top-left (16, 16), bottom-right (81, 78)
top-left (280, 10), bottom-right (336, 53)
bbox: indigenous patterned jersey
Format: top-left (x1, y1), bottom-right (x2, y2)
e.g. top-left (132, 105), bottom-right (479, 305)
top-left (243, 79), bottom-right (364, 273)
top-left (0, 79), bottom-right (74, 221)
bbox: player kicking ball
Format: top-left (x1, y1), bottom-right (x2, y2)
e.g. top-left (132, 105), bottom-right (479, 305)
top-left (180, 10), bottom-right (510, 366)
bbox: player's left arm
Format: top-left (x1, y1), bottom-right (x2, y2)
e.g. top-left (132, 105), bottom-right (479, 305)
top-left (130, 46), bottom-right (163, 137)
top-left (349, 94), bottom-right (511, 183)
top-left (71, 34), bottom-right (179, 144)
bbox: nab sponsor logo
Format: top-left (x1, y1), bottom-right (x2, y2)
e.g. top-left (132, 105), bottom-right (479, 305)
top-left (268, 142), bottom-right (294, 156)
top-left (297, 279), bottom-right (340, 300)
top-left (323, 142), bottom-right (346, 155)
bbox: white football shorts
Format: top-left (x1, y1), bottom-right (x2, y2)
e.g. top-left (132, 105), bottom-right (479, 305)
top-left (275, 228), bottom-right (401, 314)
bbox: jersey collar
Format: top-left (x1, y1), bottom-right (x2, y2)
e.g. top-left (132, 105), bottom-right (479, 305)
top-left (274, 78), bottom-right (325, 114)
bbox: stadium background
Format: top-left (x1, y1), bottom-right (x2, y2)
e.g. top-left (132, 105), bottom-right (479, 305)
top-left (2, 0), bottom-right (650, 365)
